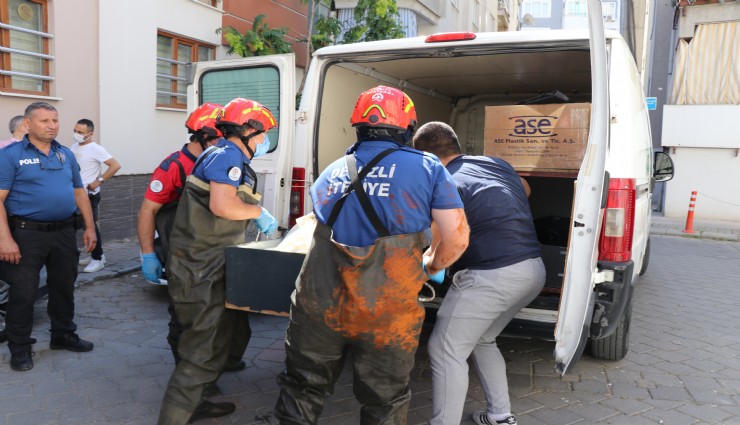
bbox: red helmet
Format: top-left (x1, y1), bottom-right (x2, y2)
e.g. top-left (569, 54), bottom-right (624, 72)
top-left (216, 98), bottom-right (277, 132)
top-left (186, 102), bottom-right (222, 137)
top-left (350, 86), bottom-right (417, 131)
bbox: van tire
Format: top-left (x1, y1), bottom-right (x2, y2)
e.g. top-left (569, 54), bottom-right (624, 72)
top-left (590, 302), bottom-right (632, 361)
top-left (638, 238), bottom-right (650, 276)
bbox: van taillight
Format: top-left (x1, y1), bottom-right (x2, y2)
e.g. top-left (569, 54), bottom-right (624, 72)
top-left (598, 178), bottom-right (636, 262)
top-left (289, 168), bottom-right (306, 228)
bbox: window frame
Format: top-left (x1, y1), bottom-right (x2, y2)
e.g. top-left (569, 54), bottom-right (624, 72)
top-left (0, 0), bottom-right (53, 96)
top-left (522, 0), bottom-right (552, 19)
top-left (156, 30), bottom-right (215, 109)
top-left (564, 0), bottom-right (588, 17)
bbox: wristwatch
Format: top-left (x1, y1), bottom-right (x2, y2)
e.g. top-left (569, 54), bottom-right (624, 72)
top-left (97, 177), bottom-right (104, 183)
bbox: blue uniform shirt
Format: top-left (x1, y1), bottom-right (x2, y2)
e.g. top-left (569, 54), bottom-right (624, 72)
top-left (446, 155), bottom-right (541, 273)
top-left (192, 139), bottom-right (254, 186)
top-left (312, 140), bottom-right (463, 247)
top-left (0, 136), bottom-right (83, 221)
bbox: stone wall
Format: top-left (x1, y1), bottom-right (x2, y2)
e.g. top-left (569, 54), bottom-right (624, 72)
top-left (96, 174), bottom-right (152, 243)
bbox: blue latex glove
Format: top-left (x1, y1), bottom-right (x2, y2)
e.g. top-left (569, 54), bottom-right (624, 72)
top-left (423, 256), bottom-right (446, 284)
top-left (255, 207), bottom-right (278, 235)
top-left (141, 253), bottom-right (162, 284)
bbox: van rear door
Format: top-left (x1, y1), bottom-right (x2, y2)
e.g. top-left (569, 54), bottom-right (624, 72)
top-left (553, 0), bottom-right (610, 374)
top-left (187, 54), bottom-right (296, 233)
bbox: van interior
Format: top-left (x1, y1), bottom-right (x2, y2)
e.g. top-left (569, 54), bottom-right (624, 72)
top-left (314, 42), bottom-right (594, 336)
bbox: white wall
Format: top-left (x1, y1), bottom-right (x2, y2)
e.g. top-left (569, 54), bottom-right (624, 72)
top-left (661, 105), bottom-right (740, 221)
top-left (99, 0), bottom-right (223, 175)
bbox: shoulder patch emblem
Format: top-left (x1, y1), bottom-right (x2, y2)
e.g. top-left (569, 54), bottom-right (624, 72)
top-left (150, 180), bottom-right (164, 193)
top-left (228, 166), bottom-right (241, 182)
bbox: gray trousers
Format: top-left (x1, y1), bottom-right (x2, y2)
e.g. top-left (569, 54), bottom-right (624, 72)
top-left (428, 257), bottom-right (545, 425)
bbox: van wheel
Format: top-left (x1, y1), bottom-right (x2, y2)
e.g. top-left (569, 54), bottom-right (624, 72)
top-left (638, 238), bottom-right (650, 276)
top-left (590, 302), bottom-right (632, 361)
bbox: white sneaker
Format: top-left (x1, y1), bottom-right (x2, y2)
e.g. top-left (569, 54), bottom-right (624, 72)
top-left (472, 411), bottom-right (517, 425)
top-left (82, 255), bottom-right (106, 273)
top-left (78, 256), bottom-right (91, 266)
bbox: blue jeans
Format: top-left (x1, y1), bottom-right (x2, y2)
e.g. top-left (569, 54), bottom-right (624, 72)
top-left (88, 192), bottom-right (103, 260)
top-left (428, 257), bottom-right (546, 425)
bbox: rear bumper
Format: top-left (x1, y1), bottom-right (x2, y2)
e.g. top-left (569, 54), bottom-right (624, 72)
top-left (590, 260), bottom-right (634, 339)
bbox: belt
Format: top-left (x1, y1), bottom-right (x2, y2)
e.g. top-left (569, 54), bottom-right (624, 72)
top-left (8, 216), bottom-right (77, 231)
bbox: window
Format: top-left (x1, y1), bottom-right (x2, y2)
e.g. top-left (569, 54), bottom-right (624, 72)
top-left (564, 0), bottom-right (588, 17)
top-left (0, 0), bottom-right (53, 95)
top-left (522, 0), bottom-right (551, 18)
top-left (602, 1), bottom-right (617, 21)
top-left (156, 31), bottom-right (214, 108)
top-left (200, 66), bottom-right (282, 152)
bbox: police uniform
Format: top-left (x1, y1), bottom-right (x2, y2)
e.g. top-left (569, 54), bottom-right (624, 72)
top-left (0, 137), bottom-right (84, 355)
top-left (158, 139), bottom-right (257, 425)
top-left (275, 140), bottom-right (464, 425)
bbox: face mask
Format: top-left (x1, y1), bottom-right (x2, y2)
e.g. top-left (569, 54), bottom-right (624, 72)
top-left (253, 134), bottom-right (270, 158)
top-left (72, 133), bottom-right (86, 144)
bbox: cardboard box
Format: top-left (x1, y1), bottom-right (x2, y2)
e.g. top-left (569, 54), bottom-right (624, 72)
top-left (484, 103), bottom-right (591, 172)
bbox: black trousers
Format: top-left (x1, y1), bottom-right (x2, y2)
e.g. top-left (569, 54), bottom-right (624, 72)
top-left (88, 192), bottom-right (103, 260)
top-left (4, 226), bottom-right (79, 354)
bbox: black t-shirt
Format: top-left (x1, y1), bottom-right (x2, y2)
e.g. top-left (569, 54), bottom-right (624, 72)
top-left (447, 155), bottom-right (542, 273)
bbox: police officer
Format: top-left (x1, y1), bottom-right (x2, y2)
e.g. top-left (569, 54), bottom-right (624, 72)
top-left (0, 102), bottom-right (97, 372)
top-left (413, 121), bottom-right (545, 425)
top-left (274, 86), bottom-right (470, 424)
top-left (158, 98), bottom-right (279, 424)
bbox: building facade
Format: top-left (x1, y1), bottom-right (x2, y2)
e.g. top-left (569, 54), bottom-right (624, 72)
top-left (0, 0), bottom-right (309, 240)
top-left (660, 1), bottom-right (740, 221)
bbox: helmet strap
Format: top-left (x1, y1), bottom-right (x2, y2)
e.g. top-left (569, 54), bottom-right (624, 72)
top-left (239, 131), bottom-right (261, 159)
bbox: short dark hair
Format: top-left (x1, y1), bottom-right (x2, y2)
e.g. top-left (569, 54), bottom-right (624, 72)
top-left (24, 101), bottom-right (57, 118)
top-left (77, 118), bottom-right (95, 132)
top-left (412, 121), bottom-right (461, 159)
top-left (8, 115), bottom-right (24, 133)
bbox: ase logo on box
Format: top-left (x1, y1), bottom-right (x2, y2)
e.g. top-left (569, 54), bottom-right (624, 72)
top-left (508, 115), bottom-right (558, 138)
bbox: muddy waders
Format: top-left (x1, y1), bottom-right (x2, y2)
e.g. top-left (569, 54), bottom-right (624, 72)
top-left (157, 174), bottom-right (258, 425)
top-left (275, 150), bottom-right (428, 425)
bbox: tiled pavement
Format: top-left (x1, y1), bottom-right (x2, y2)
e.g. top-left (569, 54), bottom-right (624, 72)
top-left (0, 216), bottom-right (739, 424)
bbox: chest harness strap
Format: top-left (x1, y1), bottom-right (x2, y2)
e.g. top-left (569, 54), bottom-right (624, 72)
top-left (326, 148), bottom-right (396, 238)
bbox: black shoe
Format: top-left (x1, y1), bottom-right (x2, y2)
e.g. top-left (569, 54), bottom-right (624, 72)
top-left (10, 351), bottom-right (34, 372)
top-left (188, 401), bottom-right (235, 423)
top-left (224, 360), bottom-right (246, 372)
top-left (203, 382), bottom-right (222, 398)
top-left (50, 333), bottom-right (94, 352)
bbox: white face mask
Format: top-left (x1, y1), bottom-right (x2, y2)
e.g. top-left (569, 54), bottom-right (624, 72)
top-left (72, 133), bottom-right (87, 144)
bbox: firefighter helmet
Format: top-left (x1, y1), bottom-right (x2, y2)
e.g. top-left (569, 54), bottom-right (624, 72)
top-left (350, 86), bottom-right (417, 131)
top-left (216, 98), bottom-right (277, 132)
top-left (185, 102), bottom-right (223, 138)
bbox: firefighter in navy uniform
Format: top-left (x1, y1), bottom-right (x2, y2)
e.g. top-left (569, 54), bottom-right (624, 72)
top-left (137, 103), bottom-right (251, 378)
top-left (274, 86), bottom-right (470, 425)
top-left (158, 98), bottom-right (279, 425)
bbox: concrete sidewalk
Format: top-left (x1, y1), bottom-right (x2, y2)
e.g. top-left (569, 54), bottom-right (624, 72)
top-left (71, 214), bottom-right (740, 289)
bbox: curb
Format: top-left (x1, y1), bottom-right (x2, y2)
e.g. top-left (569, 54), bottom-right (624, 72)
top-left (74, 265), bottom-right (140, 289)
top-left (651, 228), bottom-right (740, 242)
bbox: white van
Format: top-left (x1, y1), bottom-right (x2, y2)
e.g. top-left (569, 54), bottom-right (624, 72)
top-left (187, 14), bottom-right (673, 374)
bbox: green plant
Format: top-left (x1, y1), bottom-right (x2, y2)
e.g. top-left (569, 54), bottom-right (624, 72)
top-left (343, 0), bottom-right (404, 44)
top-left (217, 14), bottom-right (293, 57)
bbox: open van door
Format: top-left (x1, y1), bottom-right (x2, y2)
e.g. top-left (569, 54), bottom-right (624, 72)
top-left (186, 54), bottom-right (296, 235)
top-left (553, 0), bottom-right (610, 374)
